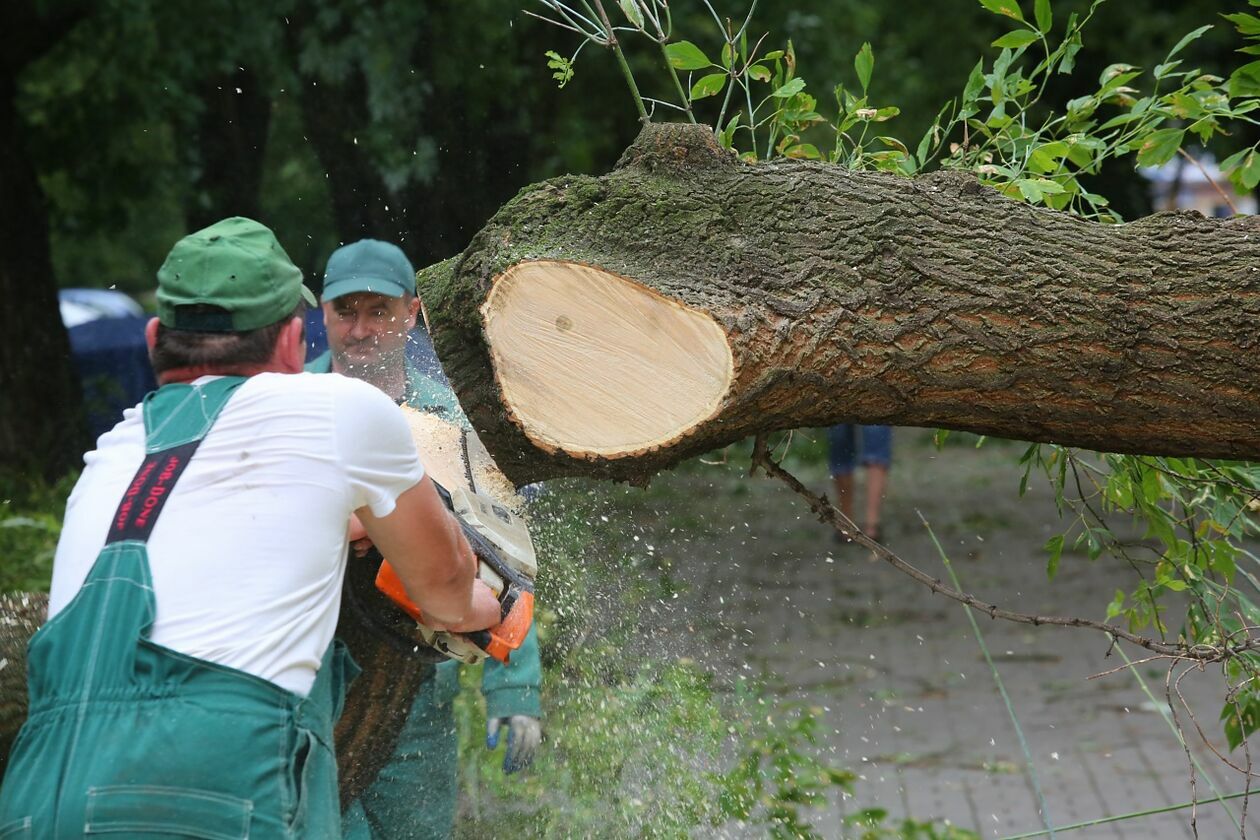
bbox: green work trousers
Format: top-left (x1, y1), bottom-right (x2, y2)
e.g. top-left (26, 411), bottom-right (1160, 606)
top-left (341, 673), bottom-right (458, 840)
top-left (0, 377), bottom-right (358, 838)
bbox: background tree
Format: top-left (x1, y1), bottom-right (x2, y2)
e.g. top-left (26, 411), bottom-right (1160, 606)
top-left (0, 0), bottom-right (89, 477)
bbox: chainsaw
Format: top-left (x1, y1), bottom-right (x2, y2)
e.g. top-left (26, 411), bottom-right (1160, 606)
top-left (375, 480), bottom-right (536, 665)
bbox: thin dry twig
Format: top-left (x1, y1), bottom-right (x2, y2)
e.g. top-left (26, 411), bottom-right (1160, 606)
top-left (1171, 663), bottom-right (1260, 778)
top-left (1086, 653), bottom-right (1168, 681)
top-left (749, 434), bottom-right (1260, 662)
top-left (1167, 661), bottom-right (1201, 838)
top-left (1178, 147), bottom-right (1240, 216)
top-left (1175, 662), bottom-right (1260, 838)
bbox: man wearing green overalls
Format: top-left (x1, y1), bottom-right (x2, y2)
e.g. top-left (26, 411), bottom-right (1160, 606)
top-left (0, 218), bottom-right (501, 838)
top-left (306, 240), bottom-right (542, 839)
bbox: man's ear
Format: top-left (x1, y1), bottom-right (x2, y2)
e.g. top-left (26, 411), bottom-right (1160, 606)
top-left (275, 315), bottom-right (307, 372)
top-left (405, 295), bottom-right (421, 331)
top-left (144, 317), bottom-right (160, 353)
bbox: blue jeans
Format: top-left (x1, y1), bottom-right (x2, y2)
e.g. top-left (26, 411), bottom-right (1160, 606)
top-left (827, 425), bottom-right (892, 476)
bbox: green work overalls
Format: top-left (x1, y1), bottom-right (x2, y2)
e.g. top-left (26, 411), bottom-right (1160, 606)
top-left (0, 377), bottom-right (358, 839)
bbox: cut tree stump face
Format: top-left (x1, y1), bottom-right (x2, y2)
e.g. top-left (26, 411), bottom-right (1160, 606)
top-left (481, 259), bottom-right (734, 459)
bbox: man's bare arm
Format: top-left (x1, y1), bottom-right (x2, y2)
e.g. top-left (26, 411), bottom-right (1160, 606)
top-left (356, 474), bottom-right (501, 631)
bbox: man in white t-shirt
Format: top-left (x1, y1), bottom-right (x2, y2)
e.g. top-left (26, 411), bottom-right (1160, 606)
top-left (0, 217), bottom-right (501, 838)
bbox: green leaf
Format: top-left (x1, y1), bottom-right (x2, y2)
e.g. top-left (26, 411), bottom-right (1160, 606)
top-left (763, 50), bottom-right (785, 60)
top-left (1240, 150), bottom-right (1260, 190)
top-left (1045, 534), bottom-right (1064, 579)
top-left (1166, 24), bottom-right (1213, 61)
top-left (1097, 110), bottom-right (1139, 131)
top-left (1028, 140), bottom-right (1069, 173)
top-left (718, 114), bottom-right (740, 150)
top-left (1230, 60), bottom-right (1260, 98)
top-left (1105, 589), bottom-right (1126, 620)
top-left (992, 30), bottom-right (1039, 49)
top-left (1098, 63), bottom-right (1140, 92)
top-left (1220, 699), bottom-right (1260, 751)
top-left (1211, 542), bottom-right (1238, 582)
top-left (1060, 29), bottom-right (1084, 74)
top-left (963, 58), bottom-right (986, 103)
top-left (1085, 528), bottom-right (1104, 561)
top-left (771, 77), bottom-right (806, 98)
top-left (690, 72), bottom-right (726, 100)
top-left (876, 136), bottom-right (909, 154)
top-left (665, 41), bottom-right (711, 71)
top-left (722, 42), bottom-right (736, 69)
top-left (1189, 116), bottom-right (1220, 145)
top-left (854, 42), bottom-right (874, 93)
top-left (747, 64), bottom-right (771, 82)
top-left (618, 0), bottom-right (644, 28)
top-left (1135, 128), bottom-right (1185, 167)
top-left (915, 128), bottom-right (935, 166)
top-left (1223, 12), bottom-right (1260, 37)
top-left (979, 0), bottom-right (1025, 22)
top-left (1015, 177), bottom-right (1066, 203)
top-left (1220, 147), bottom-right (1250, 174)
top-left (1140, 464), bottom-right (1164, 502)
top-left (544, 50), bottom-right (575, 89)
top-left (784, 143), bottom-right (822, 160)
top-left (1034, 0), bottom-right (1052, 33)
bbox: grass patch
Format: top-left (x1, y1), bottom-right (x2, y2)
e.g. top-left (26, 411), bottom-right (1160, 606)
top-left (0, 468), bottom-right (75, 593)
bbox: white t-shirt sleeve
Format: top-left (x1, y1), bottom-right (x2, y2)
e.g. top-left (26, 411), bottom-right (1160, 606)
top-left (332, 377), bottom-right (426, 517)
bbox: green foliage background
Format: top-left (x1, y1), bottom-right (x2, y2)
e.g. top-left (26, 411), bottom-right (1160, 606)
top-left (13, 0), bottom-right (1252, 295)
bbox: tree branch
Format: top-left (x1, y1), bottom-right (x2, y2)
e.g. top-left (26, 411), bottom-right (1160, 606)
top-left (748, 434), bottom-right (1260, 663)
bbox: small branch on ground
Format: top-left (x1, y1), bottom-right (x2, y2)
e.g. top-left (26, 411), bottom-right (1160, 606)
top-left (748, 434), bottom-right (1260, 663)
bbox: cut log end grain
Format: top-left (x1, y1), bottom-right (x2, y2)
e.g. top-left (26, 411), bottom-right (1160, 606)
top-left (481, 260), bottom-right (734, 459)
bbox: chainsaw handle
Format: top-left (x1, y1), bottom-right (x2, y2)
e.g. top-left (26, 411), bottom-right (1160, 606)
top-left (374, 559), bottom-right (535, 663)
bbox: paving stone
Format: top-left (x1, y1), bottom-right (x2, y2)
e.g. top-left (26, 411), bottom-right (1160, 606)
top-left (652, 433), bottom-right (1259, 838)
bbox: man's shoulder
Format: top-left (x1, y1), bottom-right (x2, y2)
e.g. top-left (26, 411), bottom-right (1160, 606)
top-left (242, 371), bottom-right (392, 407)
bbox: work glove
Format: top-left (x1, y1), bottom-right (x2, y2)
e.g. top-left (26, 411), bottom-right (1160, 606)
top-left (486, 715), bottom-right (541, 774)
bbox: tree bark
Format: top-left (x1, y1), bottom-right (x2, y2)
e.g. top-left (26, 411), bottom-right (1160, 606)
top-left (0, 592), bottom-right (45, 777)
top-left (286, 1), bottom-right (403, 248)
top-left (420, 122), bottom-right (1260, 486)
top-left (0, 2), bottom-right (89, 478)
top-left (185, 68), bottom-right (273, 231)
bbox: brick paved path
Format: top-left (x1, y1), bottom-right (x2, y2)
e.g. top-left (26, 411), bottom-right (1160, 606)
top-left (640, 433), bottom-right (1258, 838)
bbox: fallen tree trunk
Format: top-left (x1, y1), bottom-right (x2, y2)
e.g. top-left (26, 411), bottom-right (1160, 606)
top-left (420, 122), bottom-right (1260, 486)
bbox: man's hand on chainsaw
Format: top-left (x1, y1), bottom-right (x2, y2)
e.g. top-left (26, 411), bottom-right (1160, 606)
top-left (426, 579), bottom-right (501, 633)
top-left (486, 715), bottom-right (541, 774)
top-left (347, 515), bottom-right (373, 558)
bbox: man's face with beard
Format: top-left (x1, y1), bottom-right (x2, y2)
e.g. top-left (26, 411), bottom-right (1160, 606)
top-left (324, 291), bottom-right (420, 375)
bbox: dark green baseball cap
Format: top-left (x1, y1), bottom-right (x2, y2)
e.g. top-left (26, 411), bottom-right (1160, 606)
top-left (321, 239), bottom-right (415, 302)
top-left (156, 217), bottom-right (317, 332)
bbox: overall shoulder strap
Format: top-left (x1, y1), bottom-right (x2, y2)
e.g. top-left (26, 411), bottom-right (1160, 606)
top-left (142, 375), bottom-right (247, 452)
top-left (104, 376), bottom-right (246, 544)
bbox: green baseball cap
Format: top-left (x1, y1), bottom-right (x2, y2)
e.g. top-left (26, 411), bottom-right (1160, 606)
top-left (156, 217), bottom-right (317, 332)
top-left (321, 239), bottom-right (415, 302)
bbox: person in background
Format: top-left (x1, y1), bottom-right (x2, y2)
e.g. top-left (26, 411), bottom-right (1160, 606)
top-left (828, 424), bottom-right (892, 543)
top-left (308, 239), bottom-right (543, 840)
top-left (0, 218), bottom-right (499, 836)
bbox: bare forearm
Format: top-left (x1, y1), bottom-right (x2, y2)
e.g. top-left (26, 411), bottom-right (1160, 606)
top-left (404, 525), bottom-right (480, 626)
top-left (358, 477), bottom-right (500, 631)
